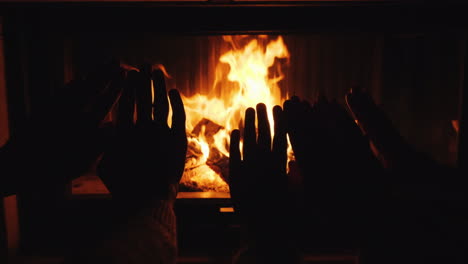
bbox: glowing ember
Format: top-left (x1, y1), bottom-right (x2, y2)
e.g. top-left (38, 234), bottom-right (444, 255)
top-left (180, 35), bottom-right (290, 192)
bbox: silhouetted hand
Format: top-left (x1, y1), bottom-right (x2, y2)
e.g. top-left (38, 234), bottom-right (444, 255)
top-left (0, 61), bottom-right (124, 196)
top-left (229, 103), bottom-right (299, 263)
top-left (98, 69), bottom-right (187, 209)
top-left (229, 103), bottom-right (287, 217)
top-left (283, 95), bottom-right (385, 250)
top-left (344, 90), bottom-right (465, 264)
top-left (345, 89), bottom-right (442, 171)
top-left (284, 96), bottom-right (382, 200)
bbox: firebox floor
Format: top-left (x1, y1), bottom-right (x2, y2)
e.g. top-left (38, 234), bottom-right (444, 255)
top-left (71, 173), bottom-right (231, 199)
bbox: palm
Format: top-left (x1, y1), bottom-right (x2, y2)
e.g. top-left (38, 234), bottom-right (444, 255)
top-left (98, 69), bottom-right (186, 206)
top-left (229, 104), bottom-right (287, 226)
top-left (1, 62), bottom-right (123, 196)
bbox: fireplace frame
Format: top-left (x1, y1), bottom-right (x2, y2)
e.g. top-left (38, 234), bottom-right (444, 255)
top-left (1, 0), bottom-right (468, 262)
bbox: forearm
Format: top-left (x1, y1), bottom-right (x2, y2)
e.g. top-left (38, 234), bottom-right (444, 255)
top-left (66, 185), bottom-right (179, 264)
top-left (101, 200), bottom-right (177, 264)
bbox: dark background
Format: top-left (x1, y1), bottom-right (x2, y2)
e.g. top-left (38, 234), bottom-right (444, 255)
top-left (1, 1), bottom-right (467, 263)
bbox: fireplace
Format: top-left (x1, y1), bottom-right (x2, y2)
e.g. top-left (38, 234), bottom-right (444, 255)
top-left (2, 1), bottom-right (468, 263)
top-left (69, 30), bottom-right (463, 199)
top-left (72, 33), bottom-right (388, 198)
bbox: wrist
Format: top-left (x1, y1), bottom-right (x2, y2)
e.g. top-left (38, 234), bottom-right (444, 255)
top-left (111, 196), bottom-right (177, 229)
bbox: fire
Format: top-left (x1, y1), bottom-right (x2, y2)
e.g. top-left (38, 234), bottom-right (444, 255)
top-left (180, 35), bottom-right (290, 192)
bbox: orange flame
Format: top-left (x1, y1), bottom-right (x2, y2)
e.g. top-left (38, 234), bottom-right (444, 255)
top-left (180, 36), bottom-right (290, 192)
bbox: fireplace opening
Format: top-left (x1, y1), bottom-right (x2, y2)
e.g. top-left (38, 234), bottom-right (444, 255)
top-left (2, 2), bottom-right (467, 263)
top-left (72, 34), bottom-right (294, 198)
top-left (69, 32), bottom-right (463, 199)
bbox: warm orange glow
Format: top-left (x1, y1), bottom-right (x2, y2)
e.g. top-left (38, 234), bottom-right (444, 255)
top-left (219, 207), bottom-right (235, 213)
top-left (180, 35), bottom-right (292, 192)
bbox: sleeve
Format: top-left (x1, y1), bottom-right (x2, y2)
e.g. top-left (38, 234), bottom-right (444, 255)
top-left (65, 186), bottom-right (178, 264)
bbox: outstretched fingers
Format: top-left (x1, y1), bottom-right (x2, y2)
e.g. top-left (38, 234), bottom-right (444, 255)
top-left (272, 105), bottom-right (287, 174)
top-left (345, 90), bottom-right (410, 165)
top-left (152, 69), bottom-right (170, 126)
top-left (283, 99), bottom-right (303, 157)
top-left (229, 129), bottom-right (241, 185)
top-left (65, 61), bottom-right (123, 127)
top-left (169, 89), bottom-right (186, 138)
top-left (135, 71), bottom-right (152, 125)
top-left (117, 71), bottom-right (137, 128)
top-left (90, 63), bottom-right (125, 126)
top-left (256, 103), bottom-right (272, 156)
top-left (243, 107), bottom-right (256, 163)
top-left (283, 97), bottom-right (318, 175)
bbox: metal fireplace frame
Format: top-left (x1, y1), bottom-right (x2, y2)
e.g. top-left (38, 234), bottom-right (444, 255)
top-left (1, 0), bottom-right (468, 262)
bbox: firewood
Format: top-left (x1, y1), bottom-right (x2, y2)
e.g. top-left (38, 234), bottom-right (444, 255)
top-left (191, 118), bottom-right (224, 145)
top-left (206, 147), bottom-right (229, 184)
top-left (180, 118), bottom-right (230, 192)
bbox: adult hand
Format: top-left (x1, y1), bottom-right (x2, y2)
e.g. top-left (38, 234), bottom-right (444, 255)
top-left (0, 61), bottom-right (124, 197)
top-left (98, 69), bottom-right (187, 209)
top-left (345, 89), bottom-right (440, 171)
top-left (345, 90), bottom-right (465, 264)
top-left (283, 95), bottom-right (384, 249)
top-left (283, 96), bottom-right (382, 199)
top-left (229, 103), bottom-right (287, 217)
top-left (229, 103), bottom-right (299, 263)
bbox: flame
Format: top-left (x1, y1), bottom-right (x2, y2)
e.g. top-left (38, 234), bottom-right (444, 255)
top-left (180, 36), bottom-right (291, 192)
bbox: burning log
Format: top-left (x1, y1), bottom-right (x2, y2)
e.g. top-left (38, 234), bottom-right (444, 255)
top-left (185, 138), bottom-right (204, 168)
top-left (191, 118), bottom-right (223, 145)
top-left (181, 162), bottom-right (229, 192)
top-left (206, 147), bottom-right (229, 184)
top-left (180, 118), bottom-right (230, 192)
